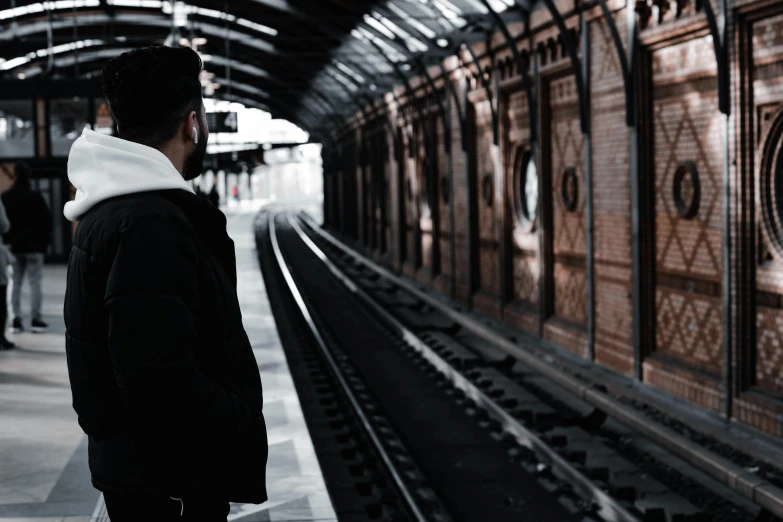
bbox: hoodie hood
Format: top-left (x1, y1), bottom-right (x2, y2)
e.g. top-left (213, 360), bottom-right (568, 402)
top-left (64, 128), bottom-right (194, 222)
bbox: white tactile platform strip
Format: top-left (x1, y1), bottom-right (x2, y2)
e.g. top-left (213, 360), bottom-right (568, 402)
top-left (0, 203), bottom-right (334, 522)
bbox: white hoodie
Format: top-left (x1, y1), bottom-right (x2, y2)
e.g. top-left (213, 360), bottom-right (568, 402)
top-left (64, 128), bottom-right (194, 222)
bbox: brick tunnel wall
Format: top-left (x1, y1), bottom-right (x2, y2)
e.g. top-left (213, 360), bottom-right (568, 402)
top-left (321, 0), bottom-right (783, 439)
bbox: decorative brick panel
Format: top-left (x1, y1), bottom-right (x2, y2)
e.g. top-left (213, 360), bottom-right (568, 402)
top-left (549, 75), bottom-right (587, 328)
top-left (651, 36), bottom-right (724, 381)
top-left (473, 98), bottom-right (500, 298)
top-left (753, 10), bottom-right (783, 408)
top-left (756, 306), bottom-right (783, 394)
top-left (655, 288), bottom-right (723, 377)
top-left (504, 87), bottom-right (538, 309)
top-left (513, 254), bottom-right (539, 306)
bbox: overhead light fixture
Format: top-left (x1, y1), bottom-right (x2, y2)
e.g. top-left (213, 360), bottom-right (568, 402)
top-left (173, 1), bottom-right (188, 27)
top-left (437, 38), bottom-right (449, 48)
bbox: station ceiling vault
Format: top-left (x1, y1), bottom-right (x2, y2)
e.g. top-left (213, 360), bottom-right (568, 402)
top-left (0, 0), bottom-right (535, 139)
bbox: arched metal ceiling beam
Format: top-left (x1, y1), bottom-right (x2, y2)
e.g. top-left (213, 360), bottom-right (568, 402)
top-left (246, 0), bottom-right (308, 18)
top-left (14, 42), bottom-right (346, 103)
top-left (0, 13), bottom-right (277, 56)
top-left (0, 1), bottom-right (282, 34)
top-left (320, 62), bottom-right (400, 154)
top-left (27, 41), bottom-right (355, 128)
top-left (19, 45), bottom-right (326, 136)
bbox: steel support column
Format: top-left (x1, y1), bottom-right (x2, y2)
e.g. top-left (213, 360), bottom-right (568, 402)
top-left (581, 8), bottom-right (595, 362)
top-left (417, 58), bottom-right (451, 285)
top-left (464, 41), bottom-right (499, 306)
top-left (702, 0), bottom-right (732, 419)
top-left (439, 62), bottom-right (469, 300)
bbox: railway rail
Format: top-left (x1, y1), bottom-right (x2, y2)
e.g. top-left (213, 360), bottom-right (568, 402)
top-left (257, 209), bottom-right (778, 522)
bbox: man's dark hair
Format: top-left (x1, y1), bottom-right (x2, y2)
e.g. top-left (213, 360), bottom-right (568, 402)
top-left (103, 46), bottom-right (203, 148)
top-left (13, 161), bottom-right (31, 183)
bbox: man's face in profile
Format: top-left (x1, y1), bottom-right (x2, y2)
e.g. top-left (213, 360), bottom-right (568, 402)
top-left (183, 103), bottom-right (209, 181)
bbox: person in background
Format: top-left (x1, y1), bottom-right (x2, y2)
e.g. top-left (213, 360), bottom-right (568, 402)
top-left (193, 183), bottom-right (206, 199)
top-left (0, 196), bottom-right (15, 349)
top-left (2, 161), bottom-right (52, 334)
top-left (208, 175), bottom-right (220, 208)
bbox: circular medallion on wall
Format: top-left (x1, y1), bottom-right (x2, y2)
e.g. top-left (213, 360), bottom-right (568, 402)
top-left (561, 167), bottom-right (578, 212)
top-left (672, 161), bottom-right (700, 220)
top-left (482, 173), bottom-right (494, 207)
top-left (513, 147), bottom-right (538, 232)
top-left (441, 176), bottom-right (450, 204)
top-left (758, 105), bottom-right (783, 263)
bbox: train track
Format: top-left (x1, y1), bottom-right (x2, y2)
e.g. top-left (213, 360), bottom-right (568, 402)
top-left (258, 209), bottom-right (771, 522)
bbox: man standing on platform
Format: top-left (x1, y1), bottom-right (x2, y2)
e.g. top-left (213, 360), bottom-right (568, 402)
top-left (2, 161), bottom-right (52, 334)
top-left (62, 46), bottom-right (268, 521)
top-left (208, 175), bottom-right (220, 208)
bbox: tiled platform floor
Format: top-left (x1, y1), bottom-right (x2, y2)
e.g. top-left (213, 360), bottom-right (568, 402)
top-left (0, 204), bottom-right (334, 522)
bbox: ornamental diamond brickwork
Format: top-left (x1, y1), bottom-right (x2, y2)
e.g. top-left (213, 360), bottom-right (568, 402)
top-left (550, 75), bottom-right (586, 326)
top-left (652, 36), bottom-right (723, 377)
top-left (756, 307), bottom-right (783, 394)
top-left (655, 289), bottom-right (722, 376)
top-left (654, 96), bottom-right (722, 280)
top-left (554, 264), bottom-right (587, 325)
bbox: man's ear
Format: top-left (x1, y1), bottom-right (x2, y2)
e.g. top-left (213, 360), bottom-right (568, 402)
top-left (182, 110), bottom-right (195, 143)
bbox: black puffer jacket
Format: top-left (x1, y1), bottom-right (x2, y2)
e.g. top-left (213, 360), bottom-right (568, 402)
top-left (64, 189), bottom-right (268, 503)
top-left (2, 179), bottom-right (52, 254)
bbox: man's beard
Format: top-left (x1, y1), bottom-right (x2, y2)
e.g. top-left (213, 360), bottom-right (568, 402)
top-left (182, 130), bottom-right (208, 181)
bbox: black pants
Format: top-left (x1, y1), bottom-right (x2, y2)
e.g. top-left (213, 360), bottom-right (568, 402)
top-left (0, 285), bottom-right (8, 339)
top-left (103, 491), bottom-right (230, 521)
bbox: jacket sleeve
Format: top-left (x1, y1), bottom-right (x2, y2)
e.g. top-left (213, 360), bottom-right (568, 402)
top-left (104, 215), bottom-right (258, 441)
top-left (0, 199), bottom-right (11, 236)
